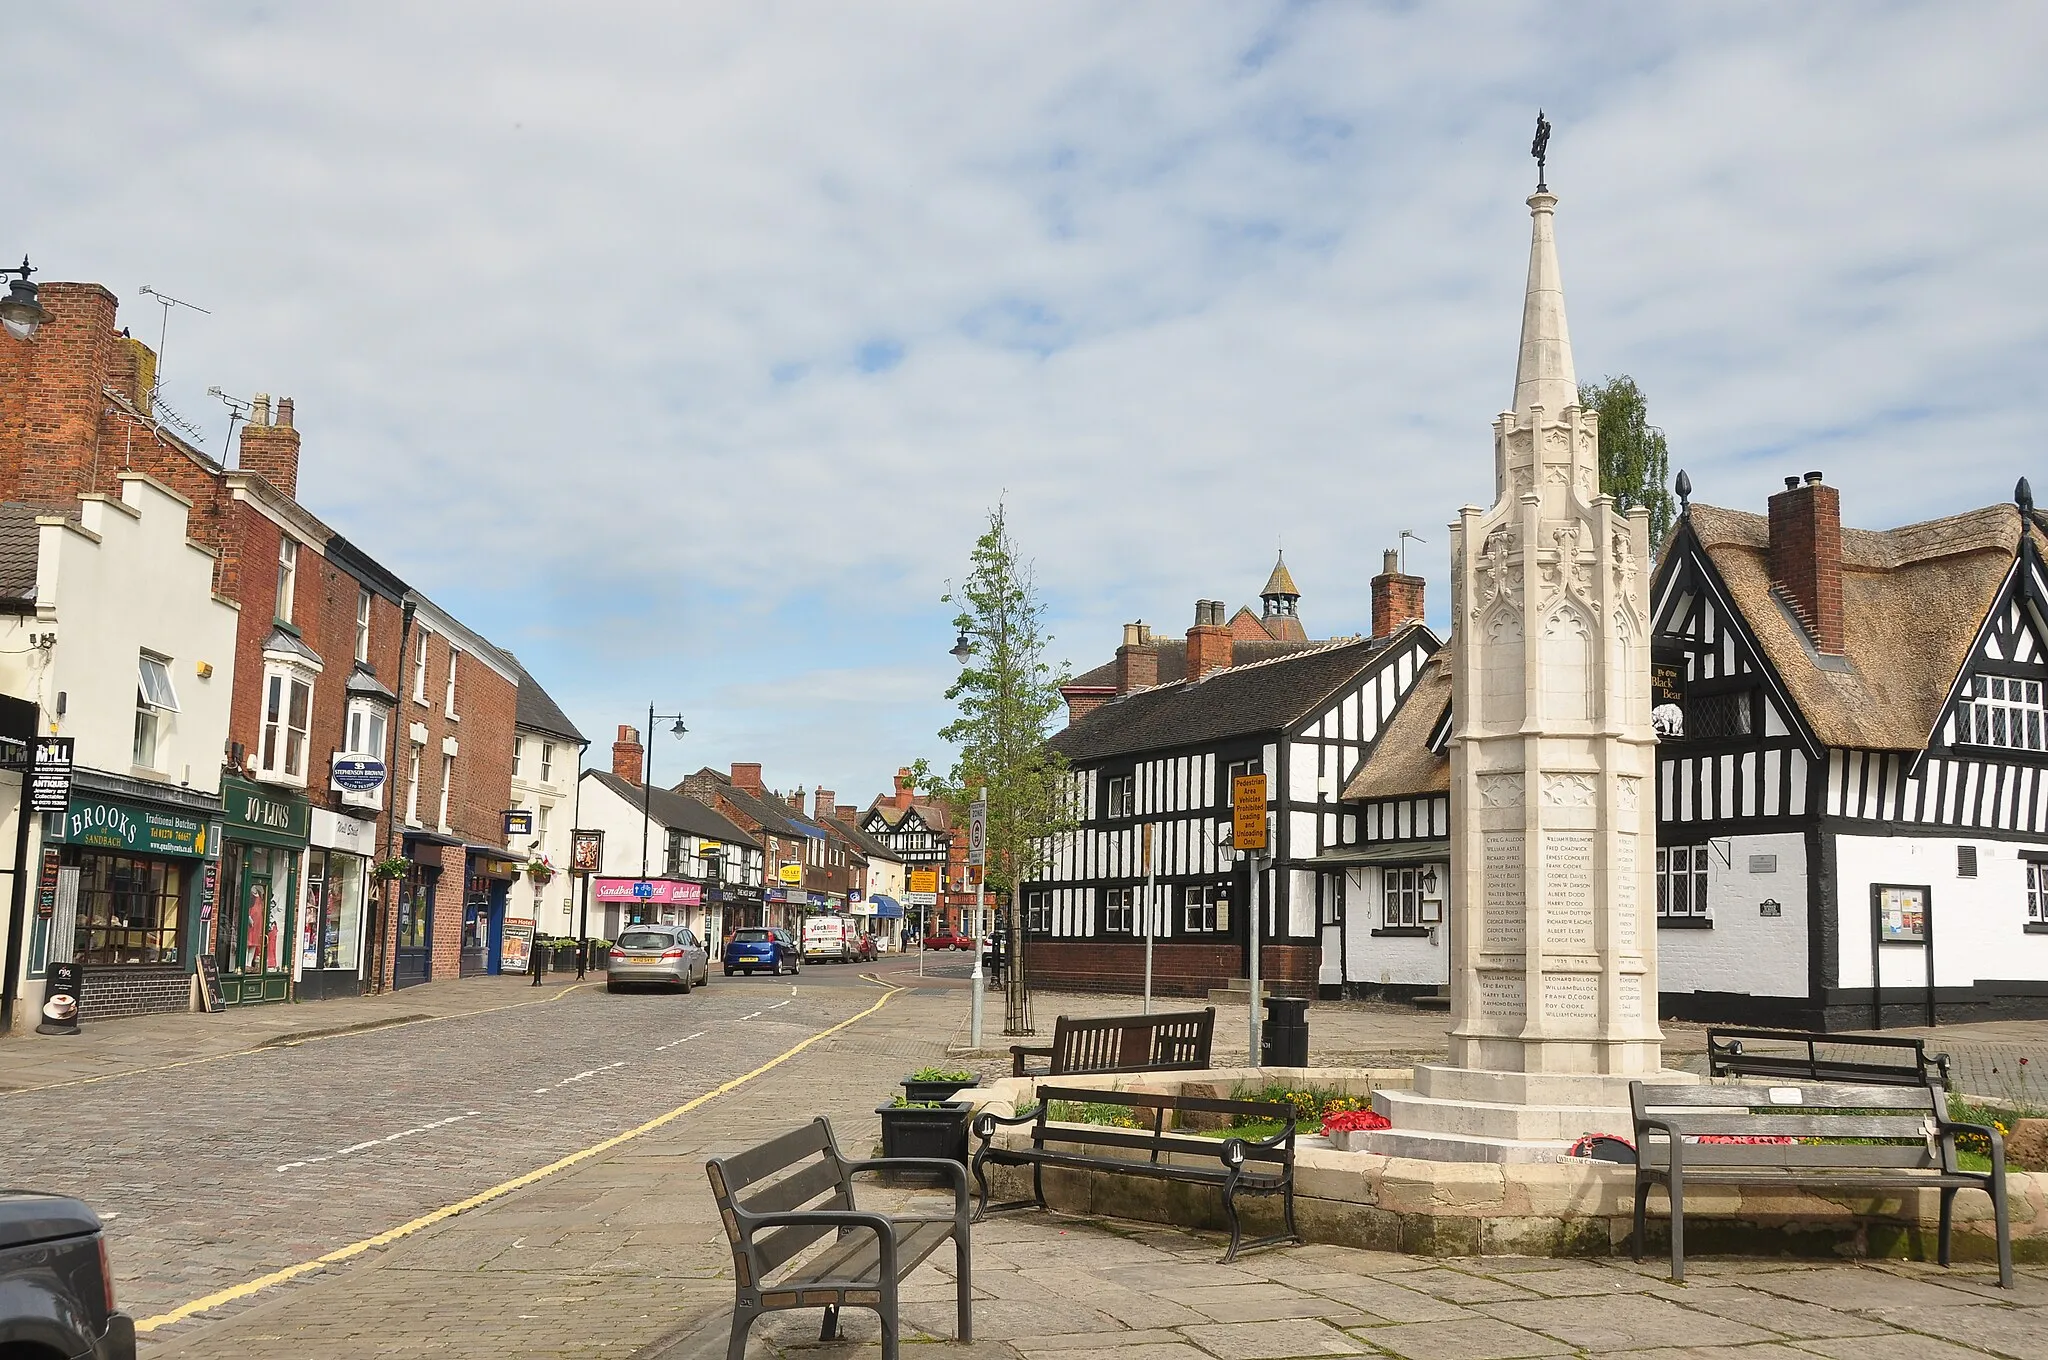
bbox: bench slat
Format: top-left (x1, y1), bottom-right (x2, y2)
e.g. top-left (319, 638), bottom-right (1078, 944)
top-left (755, 1221), bottom-right (839, 1276)
top-left (719, 1120), bottom-right (834, 1191)
top-left (1636, 1083), bottom-right (1935, 1110)
top-left (1037, 1087), bottom-right (1292, 1119)
top-left (1032, 1123), bottom-right (1288, 1162)
top-left (1639, 1114), bottom-right (1936, 1139)
top-left (1651, 1169), bottom-right (1984, 1188)
top-left (742, 1157), bottom-right (847, 1217)
top-left (792, 1220), bottom-right (954, 1289)
top-left (1639, 1142), bottom-right (1937, 1169)
top-left (1005, 1146), bottom-right (1289, 1186)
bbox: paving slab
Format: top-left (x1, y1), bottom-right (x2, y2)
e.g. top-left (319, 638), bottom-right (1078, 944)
top-left (1349, 1315), bottom-right (1570, 1360)
top-left (1479, 1294), bottom-right (1779, 1351)
top-left (1175, 1318), bottom-right (1366, 1359)
top-left (1654, 1285), bottom-right (1903, 1339)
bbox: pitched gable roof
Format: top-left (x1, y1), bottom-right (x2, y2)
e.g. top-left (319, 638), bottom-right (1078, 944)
top-left (502, 654), bottom-right (585, 743)
top-left (687, 768), bottom-right (827, 841)
top-left (585, 769), bottom-right (760, 846)
top-left (1682, 501), bottom-right (2034, 751)
top-left (1067, 637), bottom-right (1325, 692)
top-left (1051, 628), bottom-right (1428, 765)
top-left (1343, 647), bottom-right (1451, 799)
top-left (0, 503), bottom-right (43, 607)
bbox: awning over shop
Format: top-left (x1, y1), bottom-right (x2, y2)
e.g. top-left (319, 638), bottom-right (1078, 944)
top-left (1303, 840), bottom-right (1450, 868)
top-left (466, 844), bottom-right (522, 881)
top-left (869, 894), bottom-right (905, 919)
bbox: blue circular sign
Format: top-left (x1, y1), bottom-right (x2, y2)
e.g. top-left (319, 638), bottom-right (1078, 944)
top-left (332, 757), bottom-right (387, 792)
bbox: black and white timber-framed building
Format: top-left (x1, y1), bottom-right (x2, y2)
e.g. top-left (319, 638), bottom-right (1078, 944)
top-left (1022, 563), bottom-right (1437, 998)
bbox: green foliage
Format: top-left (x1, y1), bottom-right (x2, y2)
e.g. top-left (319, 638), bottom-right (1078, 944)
top-left (914, 503), bottom-right (1076, 903)
top-left (1579, 375), bottom-right (1675, 544)
top-left (910, 1066), bottom-right (976, 1083)
top-left (1047, 1100), bottom-right (1148, 1129)
top-left (1229, 1083), bottom-right (1368, 1126)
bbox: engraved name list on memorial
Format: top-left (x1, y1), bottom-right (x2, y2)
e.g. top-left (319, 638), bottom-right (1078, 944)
top-left (1541, 830), bottom-right (1596, 952)
top-left (1482, 832), bottom-right (1525, 951)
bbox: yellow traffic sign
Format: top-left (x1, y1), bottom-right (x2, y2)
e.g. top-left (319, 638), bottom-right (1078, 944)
top-left (1232, 774), bottom-right (1267, 851)
top-left (909, 868), bottom-right (940, 895)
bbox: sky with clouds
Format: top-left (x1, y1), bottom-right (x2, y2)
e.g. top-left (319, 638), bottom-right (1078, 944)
top-left (16, 2), bottom-right (2047, 804)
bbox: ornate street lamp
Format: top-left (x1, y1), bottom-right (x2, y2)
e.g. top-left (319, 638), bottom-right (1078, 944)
top-left (0, 257), bottom-right (49, 342)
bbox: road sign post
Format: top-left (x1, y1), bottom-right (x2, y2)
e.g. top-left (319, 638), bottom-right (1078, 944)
top-left (1232, 774), bottom-right (1269, 1061)
top-left (967, 790), bottom-right (987, 1052)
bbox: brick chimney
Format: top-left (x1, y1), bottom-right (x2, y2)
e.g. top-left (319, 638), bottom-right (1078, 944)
top-left (238, 393), bottom-right (302, 500)
top-left (812, 788), bottom-right (835, 821)
top-left (787, 787), bottom-right (806, 812)
top-left (835, 803), bottom-right (857, 825)
top-left (1186, 600), bottom-right (1234, 684)
top-left (1370, 548), bottom-right (1427, 640)
top-left (1117, 622), bottom-right (1159, 695)
top-left (731, 762), bottom-right (764, 794)
top-left (0, 282), bottom-right (120, 504)
top-left (893, 768), bottom-right (915, 811)
top-left (612, 724), bottom-right (644, 783)
top-left (1768, 471), bottom-right (1843, 655)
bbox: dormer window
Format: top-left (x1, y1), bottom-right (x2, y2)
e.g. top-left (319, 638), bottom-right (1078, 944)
top-left (1958, 675), bottom-right (2045, 751)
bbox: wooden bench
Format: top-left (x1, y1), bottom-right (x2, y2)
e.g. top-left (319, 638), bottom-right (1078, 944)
top-left (1706, 1027), bottom-right (1953, 1088)
top-left (706, 1117), bottom-right (973, 1360)
top-left (970, 1084), bottom-right (1300, 1262)
top-left (1630, 1081), bottom-right (2011, 1288)
top-left (1009, 1007), bottom-right (1216, 1078)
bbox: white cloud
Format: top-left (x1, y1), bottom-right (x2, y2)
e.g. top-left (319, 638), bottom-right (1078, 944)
top-left (13, 1), bottom-right (2047, 793)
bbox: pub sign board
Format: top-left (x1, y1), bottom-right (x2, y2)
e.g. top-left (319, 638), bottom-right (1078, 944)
top-left (570, 829), bottom-right (604, 872)
top-left (503, 808), bottom-right (535, 839)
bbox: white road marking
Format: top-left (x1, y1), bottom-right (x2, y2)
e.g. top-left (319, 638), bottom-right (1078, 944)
top-left (742, 1011), bottom-right (762, 1020)
top-left (767, 1000), bottom-right (793, 1010)
top-left (276, 1112), bottom-right (482, 1172)
top-left (653, 1031), bottom-right (707, 1052)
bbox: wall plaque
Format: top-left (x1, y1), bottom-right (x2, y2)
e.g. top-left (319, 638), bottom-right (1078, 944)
top-left (1482, 832), bottom-right (1524, 951)
top-left (1541, 830), bottom-right (1596, 951)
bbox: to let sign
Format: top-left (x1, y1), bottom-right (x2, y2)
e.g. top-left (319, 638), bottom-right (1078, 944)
top-left (1232, 774), bottom-right (1268, 852)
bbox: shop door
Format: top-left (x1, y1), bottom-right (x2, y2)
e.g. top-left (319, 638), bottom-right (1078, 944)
top-left (459, 876), bottom-right (490, 977)
top-left (396, 878), bottom-right (433, 988)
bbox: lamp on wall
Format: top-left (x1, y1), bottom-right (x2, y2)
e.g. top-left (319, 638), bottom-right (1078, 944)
top-left (1419, 865), bottom-right (1440, 896)
top-left (0, 257), bottom-right (49, 341)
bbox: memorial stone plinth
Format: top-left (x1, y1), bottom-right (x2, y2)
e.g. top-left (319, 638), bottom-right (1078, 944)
top-left (1363, 186), bottom-right (1694, 1164)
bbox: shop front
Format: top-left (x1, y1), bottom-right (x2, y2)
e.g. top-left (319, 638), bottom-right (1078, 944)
top-left (396, 833), bottom-right (457, 988)
top-left (48, 782), bottom-right (221, 1021)
top-left (461, 847), bottom-right (521, 975)
top-left (720, 883), bottom-right (767, 933)
top-left (593, 877), bottom-right (715, 942)
top-left (298, 808), bottom-right (376, 1000)
top-left (216, 776), bottom-right (311, 1006)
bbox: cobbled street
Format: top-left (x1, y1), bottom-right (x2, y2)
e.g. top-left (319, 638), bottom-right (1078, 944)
top-left (1, 962), bottom-right (918, 1335)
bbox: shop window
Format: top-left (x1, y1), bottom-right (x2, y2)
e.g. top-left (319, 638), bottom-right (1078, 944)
top-left (1103, 886), bottom-right (1134, 934)
top-left (72, 852), bottom-right (183, 965)
top-left (259, 665), bottom-right (314, 785)
top-left (302, 849), bottom-right (365, 972)
top-left (355, 587), bottom-right (372, 662)
top-left (1383, 867), bottom-right (1425, 928)
top-left (1657, 845), bottom-right (1711, 919)
top-left (276, 538), bottom-right (297, 624)
top-left (1183, 883), bottom-right (1231, 933)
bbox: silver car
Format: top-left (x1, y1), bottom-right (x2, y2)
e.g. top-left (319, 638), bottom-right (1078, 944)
top-left (607, 926), bottom-right (710, 994)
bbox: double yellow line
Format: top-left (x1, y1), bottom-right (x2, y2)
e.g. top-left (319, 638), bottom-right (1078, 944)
top-left (136, 979), bottom-right (899, 1334)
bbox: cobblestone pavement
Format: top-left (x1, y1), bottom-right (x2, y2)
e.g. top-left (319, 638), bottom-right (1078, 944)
top-left (0, 967), bottom-right (928, 1341)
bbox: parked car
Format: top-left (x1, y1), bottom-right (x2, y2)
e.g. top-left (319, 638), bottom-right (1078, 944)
top-left (801, 915), bottom-right (856, 963)
top-left (922, 929), bottom-right (968, 951)
top-left (606, 926), bottom-right (710, 994)
top-left (0, 1191), bottom-right (134, 1359)
top-left (724, 927), bottom-right (800, 976)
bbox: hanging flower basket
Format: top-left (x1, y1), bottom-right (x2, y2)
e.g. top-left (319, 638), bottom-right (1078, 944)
top-left (526, 853), bottom-right (555, 886)
top-left (373, 857), bottom-right (411, 883)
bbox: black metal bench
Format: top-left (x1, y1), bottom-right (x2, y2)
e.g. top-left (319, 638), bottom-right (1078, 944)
top-left (970, 1084), bottom-right (1300, 1262)
top-left (1009, 1007), bottom-right (1216, 1078)
top-left (1630, 1081), bottom-right (2011, 1288)
top-left (706, 1117), bottom-right (973, 1360)
top-left (1706, 1026), bottom-right (1953, 1088)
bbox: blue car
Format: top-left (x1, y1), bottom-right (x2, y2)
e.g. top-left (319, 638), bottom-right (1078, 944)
top-left (724, 927), bottom-right (800, 976)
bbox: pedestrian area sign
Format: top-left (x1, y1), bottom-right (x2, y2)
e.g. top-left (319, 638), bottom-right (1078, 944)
top-left (1232, 774), bottom-right (1268, 852)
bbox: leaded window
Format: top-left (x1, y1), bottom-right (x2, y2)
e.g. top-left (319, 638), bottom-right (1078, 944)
top-left (1383, 867), bottom-right (1424, 928)
top-left (1103, 886), bottom-right (1134, 934)
top-left (1958, 675), bottom-right (2047, 751)
top-left (1657, 844), bottom-right (1711, 919)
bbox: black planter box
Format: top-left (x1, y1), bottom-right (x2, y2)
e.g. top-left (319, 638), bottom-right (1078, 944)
top-left (900, 1077), bottom-right (978, 1105)
top-left (876, 1100), bottom-right (971, 1167)
top-left (555, 945), bottom-right (582, 970)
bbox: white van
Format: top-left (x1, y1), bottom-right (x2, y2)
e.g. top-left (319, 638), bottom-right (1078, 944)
top-left (801, 915), bottom-right (855, 963)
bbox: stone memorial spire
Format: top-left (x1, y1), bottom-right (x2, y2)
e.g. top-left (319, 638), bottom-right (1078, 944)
top-left (1368, 133), bottom-right (1684, 1161)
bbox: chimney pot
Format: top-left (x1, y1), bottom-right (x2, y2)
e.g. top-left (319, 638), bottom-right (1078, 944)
top-left (251, 393), bottom-right (271, 426)
top-left (1383, 548), bottom-right (1399, 575)
top-left (1784, 476), bottom-right (1801, 490)
top-left (276, 397), bottom-right (294, 428)
top-left (1122, 621), bottom-right (1142, 648)
top-left (1116, 623), bottom-right (1160, 694)
top-left (611, 724), bottom-right (645, 784)
top-left (1186, 600), bottom-right (1234, 683)
top-left (1804, 470), bottom-right (1823, 485)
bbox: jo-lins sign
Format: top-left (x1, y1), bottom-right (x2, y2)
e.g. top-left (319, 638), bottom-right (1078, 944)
top-left (64, 798), bottom-right (210, 857)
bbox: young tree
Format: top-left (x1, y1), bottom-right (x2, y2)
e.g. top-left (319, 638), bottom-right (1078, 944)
top-left (913, 504), bottom-right (1074, 1032)
top-left (1580, 375), bottom-right (1676, 543)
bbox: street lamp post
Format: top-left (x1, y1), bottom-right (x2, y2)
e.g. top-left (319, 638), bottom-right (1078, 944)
top-left (640, 705), bottom-right (688, 891)
top-left (0, 257), bottom-right (50, 342)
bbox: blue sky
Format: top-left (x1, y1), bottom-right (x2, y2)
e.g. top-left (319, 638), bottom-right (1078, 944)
top-left (15, 3), bottom-right (2048, 804)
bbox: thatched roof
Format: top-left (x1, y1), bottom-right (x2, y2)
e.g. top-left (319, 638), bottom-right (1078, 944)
top-left (1343, 648), bottom-right (1450, 800)
top-left (1685, 501), bottom-right (2036, 752)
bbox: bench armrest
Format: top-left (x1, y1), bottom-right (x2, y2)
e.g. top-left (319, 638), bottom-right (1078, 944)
top-left (1632, 1115), bottom-right (1682, 1174)
top-left (735, 1209), bottom-right (900, 1282)
top-left (1011, 1045), bottom-right (1052, 1076)
top-left (1220, 1123), bottom-right (1295, 1169)
top-left (843, 1156), bottom-right (971, 1215)
top-left (1940, 1120), bottom-right (2007, 1180)
top-left (973, 1103), bottom-right (1044, 1140)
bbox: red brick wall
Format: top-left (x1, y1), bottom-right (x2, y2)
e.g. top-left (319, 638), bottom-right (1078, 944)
top-left (1371, 569), bottom-right (1427, 640)
top-left (1027, 940), bottom-right (1320, 997)
top-left (1185, 623), bottom-right (1233, 683)
top-left (1768, 474), bottom-right (1843, 655)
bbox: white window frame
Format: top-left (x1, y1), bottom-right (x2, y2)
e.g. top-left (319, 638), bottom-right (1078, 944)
top-left (276, 538), bottom-right (298, 625)
top-left (340, 698), bottom-right (389, 809)
top-left (438, 753), bottom-right (455, 832)
top-left (413, 629), bottom-right (431, 703)
top-left (133, 701), bottom-right (159, 770)
top-left (1103, 886), bottom-right (1134, 934)
top-left (1183, 883), bottom-right (1230, 933)
top-left (258, 663), bottom-right (315, 787)
top-left (541, 742), bottom-right (555, 783)
top-left (2030, 860), bottom-right (2048, 926)
top-left (1959, 674), bottom-right (2047, 752)
top-left (405, 746), bottom-right (422, 826)
top-left (1106, 775), bottom-right (1134, 820)
top-left (1657, 844), bottom-right (1711, 919)
top-left (133, 652), bottom-right (178, 772)
top-left (512, 737), bottom-right (524, 779)
top-left (1024, 890), bottom-right (1051, 933)
top-left (444, 647), bottom-right (460, 719)
top-left (355, 588), bottom-right (372, 663)
top-left (1383, 867), bottom-right (1424, 928)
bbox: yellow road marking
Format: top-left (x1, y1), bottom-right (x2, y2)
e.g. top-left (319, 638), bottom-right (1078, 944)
top-left (6, 983), bottom-right (590, 1097)
top-left (135, 980), bottom-right (901, 1334)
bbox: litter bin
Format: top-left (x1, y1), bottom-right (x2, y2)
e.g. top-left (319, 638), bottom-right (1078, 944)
top-left (1261, 996), bottom-right (1309, 1067)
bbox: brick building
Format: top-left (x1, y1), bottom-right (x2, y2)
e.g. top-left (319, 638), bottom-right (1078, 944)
top-left (679, 764), bottom-right (836, 931)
